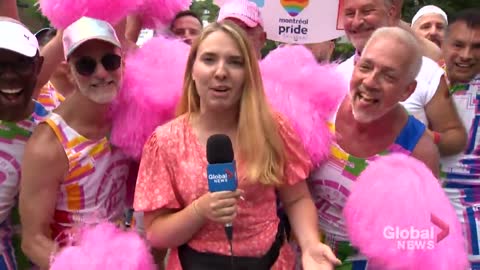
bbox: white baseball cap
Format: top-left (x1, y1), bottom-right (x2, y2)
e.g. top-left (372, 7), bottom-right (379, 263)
top-left (0, 20), bottom-right (39, 57)
top-left (411, 5), bottom-right (448, 26)
top-left (63, 17), bottom-right (121, 60)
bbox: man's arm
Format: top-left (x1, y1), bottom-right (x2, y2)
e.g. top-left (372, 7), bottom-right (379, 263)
top-left (412, 132), bottom-right (440, 177)
top-left (34, 31), bottom-right (64, 97)
top-left (416, 36), bottom-right (442, 63)
top-left (125, 14), bottom-right (143, 45)
top-left (19, 124), bottom-right (68, 270)
top-left (0, 0), bottom-right (19, 20)
top-left (426, 78), bottom-right (468, 156)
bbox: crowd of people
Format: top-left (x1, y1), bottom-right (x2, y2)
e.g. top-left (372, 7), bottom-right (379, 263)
top-left (0, 0), bottom-right (479, 269)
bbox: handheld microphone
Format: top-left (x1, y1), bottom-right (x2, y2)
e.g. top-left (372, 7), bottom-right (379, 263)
top-left (206, 134), bottom-right (238, 244)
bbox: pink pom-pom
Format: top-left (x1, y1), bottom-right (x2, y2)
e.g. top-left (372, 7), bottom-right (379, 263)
top-left (49, 222), bottom-right (156, 270)
top-left (343, 154), bottom-right (468, 270)
top-left (260, 45), bottom-right (347, 166)
top-left (139, 0), bottom-right (193, 29)
top-left (110, 35), bottom-right (189, 160)
top-left (38, 0), bottom-right (142, 29)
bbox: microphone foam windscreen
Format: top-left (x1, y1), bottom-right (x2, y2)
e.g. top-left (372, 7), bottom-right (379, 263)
top-left (206, 134), bottom-right (234, 164)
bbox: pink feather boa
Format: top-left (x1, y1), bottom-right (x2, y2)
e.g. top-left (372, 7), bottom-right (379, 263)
top-left (110, 35), bottom-right (190, 160)
top-left (343, 154), bottom-right (468, 269)
top-left (49, 222), bottom-right (156, 270)
top-left (138, 0), bottom-right (192, 29)
top-left (111, 44), bottom-right (346, 164)
top-left (38, 0), bottom-right (142, 29)
top-left (261, 45), bottom-right (347, 166)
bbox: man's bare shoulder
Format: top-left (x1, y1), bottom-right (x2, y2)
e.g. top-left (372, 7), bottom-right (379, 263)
top-left (24, 123), bottom-right (66, 164)
top-left (21, 122), bottom-right (68, 191)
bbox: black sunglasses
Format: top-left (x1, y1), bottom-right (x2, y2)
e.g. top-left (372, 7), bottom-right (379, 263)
top-left (74, 54), bottom-right (122, 76)
top-left (0, 57), bottom-right (35, 76)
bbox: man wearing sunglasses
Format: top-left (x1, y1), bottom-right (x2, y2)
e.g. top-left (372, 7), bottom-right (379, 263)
top-left (19, 17), bottom-right (131, 269)
top-left (0, 17), bottom-right (48, 270)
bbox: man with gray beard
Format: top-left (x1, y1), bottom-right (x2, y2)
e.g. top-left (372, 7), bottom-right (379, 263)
top-left (19, 17), bottom-right (131, 269)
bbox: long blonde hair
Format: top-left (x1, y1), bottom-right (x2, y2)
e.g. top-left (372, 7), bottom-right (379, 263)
top-left (176, 22), bottom-right (286, 186)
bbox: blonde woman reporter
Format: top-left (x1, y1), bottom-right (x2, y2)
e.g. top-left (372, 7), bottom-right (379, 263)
top-left (133, 22), bottom-right (340, 270)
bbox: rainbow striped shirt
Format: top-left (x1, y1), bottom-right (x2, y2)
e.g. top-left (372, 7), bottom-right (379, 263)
top-left (43, 113), bottom-right (130, 243)
top-left (37, 82), bottom-right (65, 111)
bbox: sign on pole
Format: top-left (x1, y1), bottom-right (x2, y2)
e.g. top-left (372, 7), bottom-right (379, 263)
top-left (215, 0), bottom-right (345, 44)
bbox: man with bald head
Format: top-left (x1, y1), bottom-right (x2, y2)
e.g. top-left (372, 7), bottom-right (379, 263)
top-left (308, 26), bottom-right (439, 269)
top-left (337, 0), bottom-right (466, 157)
top-left (0, 17), bottom-right (48, 270)
top-left (411, 5), bottom-right (448, 48)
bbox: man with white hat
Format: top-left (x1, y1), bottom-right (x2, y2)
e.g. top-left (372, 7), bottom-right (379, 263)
top-left (0, 17), bottom-right (48, 270)
top-left (19, 17), bottom-right (131, 269)
top-left (411, 5), bottom-right (448, 48)
top-left (217, 0), bottom-right (266, 59)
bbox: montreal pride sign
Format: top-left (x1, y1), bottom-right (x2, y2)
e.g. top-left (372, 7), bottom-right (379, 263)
top-left (214, 0), bottom-right (345, 44)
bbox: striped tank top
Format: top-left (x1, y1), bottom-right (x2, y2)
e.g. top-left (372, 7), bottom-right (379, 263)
top-left (308, 115), bottom-right (426, 269)
top-left (43, 113), bottom-right (130, 243)
top-left (37, 82), bottom-right (65, 111)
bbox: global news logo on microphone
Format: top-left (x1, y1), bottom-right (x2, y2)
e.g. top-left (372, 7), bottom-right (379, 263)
top-left (207, 162), bottom-right (238, 192)
top-left (383, 213), bottom-right (449, 250)
top-left (208, 169), bottom-right (234, 184)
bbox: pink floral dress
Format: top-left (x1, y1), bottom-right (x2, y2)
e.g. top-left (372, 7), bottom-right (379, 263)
top-left (134, 114), bottom-right (312, 270)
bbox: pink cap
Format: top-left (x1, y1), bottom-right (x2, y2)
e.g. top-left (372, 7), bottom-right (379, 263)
top-left (217, 0), bottom-right (264, 28)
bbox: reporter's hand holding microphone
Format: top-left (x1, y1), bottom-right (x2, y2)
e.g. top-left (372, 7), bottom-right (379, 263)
top-left (193, 134), bottom-right (242, 241)
top-left (193, 189), bottom-right (244, 224)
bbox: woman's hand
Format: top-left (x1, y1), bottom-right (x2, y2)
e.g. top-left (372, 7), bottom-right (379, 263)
top-left (194, 190), bottom-right (244, 224)
top-left (302, 242), bottom-right (341, 270)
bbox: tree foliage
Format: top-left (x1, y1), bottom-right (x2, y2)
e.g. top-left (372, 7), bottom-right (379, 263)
top-left (190, 0), bottom-right (220, 23)
top-left (402, 0), bottom-right (479, 22)
top-left (17, 0), bottom-right (50, 30)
